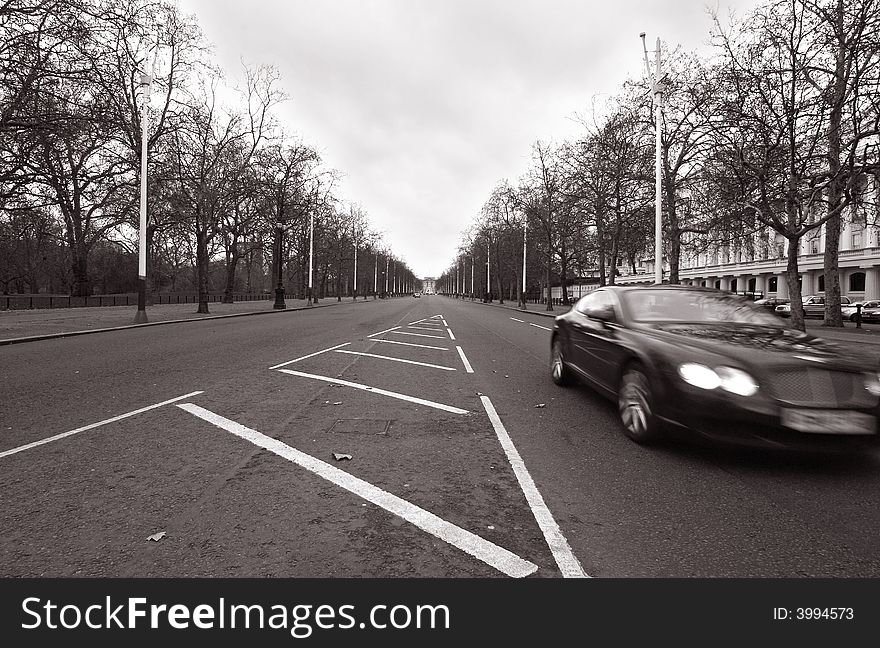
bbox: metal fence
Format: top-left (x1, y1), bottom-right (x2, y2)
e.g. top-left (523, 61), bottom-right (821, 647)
top-left (0, 293), bottom-right (272, 311)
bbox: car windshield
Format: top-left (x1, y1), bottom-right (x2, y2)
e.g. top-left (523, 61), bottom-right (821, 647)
top-left (622, 290), bottom-right (782, 325)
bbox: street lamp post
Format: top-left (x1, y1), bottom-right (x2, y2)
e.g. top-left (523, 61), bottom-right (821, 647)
top-left (353, 240), bottom-right (358, 301)
top-left (308, 204), bottom-right (315, 305)
top-left (134, 71), bottom-right (152, 324)
top-left (471, 255), bottom-right (474, 300)
top-left (273, 221), bottom-right (286, 309)
top-left (520, 216), bottom-right (527, 309)
top-left (641, 32), bottom-right (664, 285)
top-left (485, 241), bottom-right (490, 302)
top-left (374, 253), bottom-right (378, 299)
top-left (385, 257), bottom-right (389, 297)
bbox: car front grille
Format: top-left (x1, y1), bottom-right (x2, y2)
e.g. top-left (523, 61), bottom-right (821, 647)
top-left (766, 368), bottom-right (876, 407)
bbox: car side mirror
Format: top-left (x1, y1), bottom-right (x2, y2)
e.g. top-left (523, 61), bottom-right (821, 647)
top-left (586, 304), bottom-right (615, 322)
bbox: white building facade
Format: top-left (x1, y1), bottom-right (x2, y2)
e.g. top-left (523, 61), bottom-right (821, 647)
top-left (616, 206), bottom-right (879, 300)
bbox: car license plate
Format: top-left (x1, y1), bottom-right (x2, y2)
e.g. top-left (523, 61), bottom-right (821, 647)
top-left (781, 409), bottom-right (876, 435)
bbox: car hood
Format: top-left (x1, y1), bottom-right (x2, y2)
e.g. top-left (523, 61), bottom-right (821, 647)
top-left (639, 322), bottom-right (867, 369)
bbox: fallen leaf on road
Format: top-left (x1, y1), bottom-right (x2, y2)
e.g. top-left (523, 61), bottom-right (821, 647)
top-left (147, 531), bottom-right (166, 542)
top-left (333, 453), bottom-right (352, 461)
top-left (332, 402), bottom-right (342, 405)
top-left (534, 403), bottom-right (546, 408)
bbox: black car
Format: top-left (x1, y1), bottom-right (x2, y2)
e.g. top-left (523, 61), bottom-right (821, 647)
top-left (550, 285), bottom-right (880, 450)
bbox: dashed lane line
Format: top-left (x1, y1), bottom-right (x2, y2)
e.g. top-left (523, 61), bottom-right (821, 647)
top-left (367, 326), bottom-right (402, 338)
top-left (0, 391), bottom-right (205, 460)
top-left (480, 396), bottom-right (588, 579)
top-left (270, 342), bottom-right (352, 369)
top-left (456, 346), bottom-right (474, 373)
top-left (278, 369), bottom-right (470, 415)
top-left (529, 323), bottom-right (552, 331)
top-left (176, 403), bottom-right (537, 578)
top-left (376, 339), bottom-right (448, 351)
top-left (510, 317), bottom-right (525, 322)
top-left (334, 349), bottom-right (457, 371)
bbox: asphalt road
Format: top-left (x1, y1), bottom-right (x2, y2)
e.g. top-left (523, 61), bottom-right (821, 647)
top-left (2, 295), bottom-right (879, 577)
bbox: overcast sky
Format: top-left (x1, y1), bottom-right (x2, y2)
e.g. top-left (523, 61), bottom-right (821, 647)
top-left (177, 0), bottom-right (760, 278)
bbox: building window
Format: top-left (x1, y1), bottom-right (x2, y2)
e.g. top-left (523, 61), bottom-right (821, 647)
top-left (850, 272), bottom-right (866, 292)
top-left (701, 280), bottom-right (706, 287)
top-left (852, 231), bottom-right (862, 249)
top-left (818, 275), bottom-right (825, 292)
top-left (809, 238), bottom-right (819, 254)
top-left (748, 277), bottom-right (757, 292)
top-left (714, 280), bottom-right (721, 289)
top-left (768, 277), bottom-right (778, 292)
top-left (730, 278), bottom-right (737, 292)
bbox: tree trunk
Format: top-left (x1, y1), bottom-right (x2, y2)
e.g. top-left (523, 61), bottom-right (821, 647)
top-left (71, 242), bottom-right (90, 297)
top-left (786, 236), bottom-right (805, 332)
top-left (822, 0), bottom-right (846, 328)
top-left (545, 236), bottom-right (554, 311)
top-left (196, 227), bottom-right (210, 314)
top-left (222, 247), bottom-right (239, 303)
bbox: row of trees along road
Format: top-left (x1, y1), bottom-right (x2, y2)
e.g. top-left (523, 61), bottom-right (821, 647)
top-left (441, 0), bottom-right (880, 332)
top-left (0, 0), bottom-right (417, 313)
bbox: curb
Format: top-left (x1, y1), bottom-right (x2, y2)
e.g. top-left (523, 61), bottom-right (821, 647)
top-left (0, 297), bottom-right (383, 347)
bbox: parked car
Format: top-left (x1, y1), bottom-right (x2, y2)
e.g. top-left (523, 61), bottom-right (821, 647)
top-left (855, 300), bottom-right (880, 323)
top-left (550, 285), bottom-right (880, 450)
top-left (774, 302), bottom-right (791, 318)
top-left (802, 294), bottom-right (853, 318)
top-left (753, 297), bottom-right (790, 315)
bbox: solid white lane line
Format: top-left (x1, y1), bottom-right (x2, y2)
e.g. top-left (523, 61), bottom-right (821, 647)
top-left (441, 319), bottom-right (449, 327)
top-left (456, 346), bottom-right (474, 373)
top-left (529, 323), bottom-right (552, 331)
top-left (0, 391), bottom-right (205, 460)
top-left (367, 326), bottom-right (402, 338)
top-left (177, 403), bottom-right (536, 578)
top-left (446, 328), bottom-right (456, 340)
top-left (377, 339), bottom-right (448, 351)
top-left (278, 369), bottom-right (470, 415)
top-left (390, 331), bottom-right (446, 339)
top-left (334, 349), bottom-right (457, 371)
top-left (269, 342), bottom-right (351, 369)
top-left (510, 317), bottom-right (525, 323)
top-left (480, 396), bottom-right (588, 578)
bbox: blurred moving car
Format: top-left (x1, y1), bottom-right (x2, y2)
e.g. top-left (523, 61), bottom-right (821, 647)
top-left (550, 285), bottom-right (879, 450)
top-left (753, 297), bottom-right (790, 315)
top-left (413, 291), bottom-right (421, 298)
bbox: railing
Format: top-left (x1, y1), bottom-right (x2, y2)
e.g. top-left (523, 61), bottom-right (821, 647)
top-left (0, 293), bottom-right (272, 311)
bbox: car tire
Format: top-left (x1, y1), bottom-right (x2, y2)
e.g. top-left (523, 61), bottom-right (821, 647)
top-left (550, 337), bottom-right (572, 386)
top-left (618, 365), bottom-right (661, 444)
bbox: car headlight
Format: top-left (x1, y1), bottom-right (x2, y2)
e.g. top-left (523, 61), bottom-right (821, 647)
top-left (865, 373), bottom-right (880, 397)
top-left (715, 366), bottom-right (759, 396)
top-left (677, 363), bottom-right (759, 396)
top-left (678, 363), bottom-right (721, 389)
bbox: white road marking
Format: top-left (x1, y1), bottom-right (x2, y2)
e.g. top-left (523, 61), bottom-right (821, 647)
top-left (480, 396), bottom-right (588, 578)
top-left (529, 323), bottom-right (552, 331)
top-left (441, 319), bottom-right (449, 327)
top-left (334, 349), bottom-right (457, 371)
top-left (446, 328), bottom-right (456, 340)
top-left (391, 331), bottom-right (446, 339)
top-left (176, 403), bottom-right (536, 578)
top-left (456, 346), bottom-right (474, 373)
top-left (278, 369), bottom-right (470, 414)
top-left (0, 391), bottom-right (205, 460)
top-left (407, 326), bottom-right (443, 332)
top-left (510, 317), bottom-right (525, 323)
top-left (367, 326), bottom-right (402, 338)
top-left (269, 342), bottom-right (352, 369)
top-left (376, 339), bottom-right (448, 351)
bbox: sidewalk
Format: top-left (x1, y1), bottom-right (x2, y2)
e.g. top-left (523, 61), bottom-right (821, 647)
top-left (464, 296), bottom-right (880, 347)
top-left (0, 296), bottom-right (373, 345)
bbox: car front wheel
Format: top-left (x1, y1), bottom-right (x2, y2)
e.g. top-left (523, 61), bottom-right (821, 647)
top-left (618, 365), bottom-right (660, 444)
top-left (550, 338), bottom-right (572, 386)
